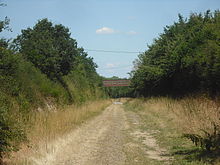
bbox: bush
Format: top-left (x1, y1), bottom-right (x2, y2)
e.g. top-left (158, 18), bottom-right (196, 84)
top-left (0, 94), bottom-right (26, 159)
top-left (184, 123), bottom-right (220, 151)
top-left (0, 48), bottom-right (68, 159)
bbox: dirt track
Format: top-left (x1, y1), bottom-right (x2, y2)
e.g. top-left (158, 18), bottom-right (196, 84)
top-left (30, 102), bottom-right (171, 165)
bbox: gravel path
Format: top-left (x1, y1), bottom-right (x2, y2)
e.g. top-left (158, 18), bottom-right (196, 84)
top-left (31, 104), bottom-right (127, 165)
top-left (29, 102), bottom-right (171, 165)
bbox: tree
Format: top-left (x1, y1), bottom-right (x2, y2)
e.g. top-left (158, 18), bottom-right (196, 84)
top-left (14, 18), bottom-right (77, 81)
top-left (131, 10), bottom-right (220, 97)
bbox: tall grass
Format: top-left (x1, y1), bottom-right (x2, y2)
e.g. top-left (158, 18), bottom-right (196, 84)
top-left (124, 97), bottom-right (220, 164)
top-left (30, 100), bottom-right (110, 141)
top-left (171, 97), bottom-right (220, 151)
top-left (172, 97), bottom-right (220, 136)
top-left (131, 96), bottom-right (220, 151)
top-left (6, 99), bottom-right (110, 164)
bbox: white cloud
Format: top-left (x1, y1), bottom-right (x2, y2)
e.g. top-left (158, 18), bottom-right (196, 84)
top-left (127, 30), bottom-right (137, 35)
top-left (96, 27), bottom-right (116, 34)
top-left (96, 27), bottom-right (137, 35)
top-left (106, 63), bottom-right (116, 68)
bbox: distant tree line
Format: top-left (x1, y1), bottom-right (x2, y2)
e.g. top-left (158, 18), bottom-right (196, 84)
top-left (131, 10), bottom-right (220, 97)
top-left (103, 76), bottom-right (133, 98)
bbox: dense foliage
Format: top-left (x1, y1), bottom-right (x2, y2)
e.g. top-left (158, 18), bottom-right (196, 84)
top-left (14, 19), bottom-right (77, 80)
top-left (131, 10), bottom-right (220, 97)
top-left (12, 18), bottom-right (104, 102)
top-left (0, 18), bottom-right (104, 159)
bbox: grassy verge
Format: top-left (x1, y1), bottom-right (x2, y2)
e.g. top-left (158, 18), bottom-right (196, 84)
top-left (124, 97), bottom-right (220, 165)
top-left (5, 99), bottom-right (111, 164)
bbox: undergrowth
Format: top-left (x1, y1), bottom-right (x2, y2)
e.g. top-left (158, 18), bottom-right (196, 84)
top-left (0, 47), bottom-right (105, 162)
top-left (125, 97), bottom-right (220, 164)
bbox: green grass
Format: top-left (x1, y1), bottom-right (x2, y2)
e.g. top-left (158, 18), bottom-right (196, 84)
top-left (124, 98), bottom-right (220, 165)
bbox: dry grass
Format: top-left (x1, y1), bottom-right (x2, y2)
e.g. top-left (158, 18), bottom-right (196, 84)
top-left (135, 96), bottom-right (220, 137)
top-left (166, 97), bottom-right (220, 136)
top-left (125, 97), bottom-right (220, 164)
top-left (7, 99), bottom-right (111, 164)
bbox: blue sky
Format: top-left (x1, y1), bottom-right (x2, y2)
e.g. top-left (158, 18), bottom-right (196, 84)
top-left (0, 0), bottom-right (219, 78)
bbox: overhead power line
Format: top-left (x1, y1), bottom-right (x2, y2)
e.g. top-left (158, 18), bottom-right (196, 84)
top-left (85, 49), bottom-right (142, 54)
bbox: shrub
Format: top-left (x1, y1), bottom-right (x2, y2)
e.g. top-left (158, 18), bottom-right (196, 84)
top-left (0, 94), bottom-right (26, 159)
top-left (184, 123), bottom-right (220, 151)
